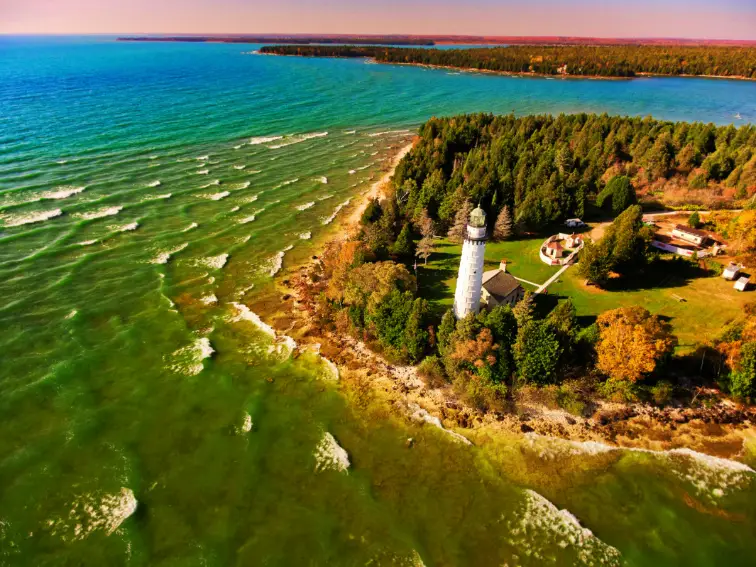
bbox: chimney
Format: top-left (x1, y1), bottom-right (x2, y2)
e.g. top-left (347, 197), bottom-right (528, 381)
top-left (499, 259), bottom-right (507, 273)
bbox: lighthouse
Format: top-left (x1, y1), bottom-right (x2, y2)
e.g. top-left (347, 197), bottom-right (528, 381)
top-left (453, 205), bottom-right (488, 319)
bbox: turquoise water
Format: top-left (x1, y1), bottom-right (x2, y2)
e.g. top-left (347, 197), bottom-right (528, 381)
top-left (1, 36), bottom-right (756, 566)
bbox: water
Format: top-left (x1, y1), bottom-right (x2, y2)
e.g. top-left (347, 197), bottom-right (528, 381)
top-left (1, 36), bottom-right (755, 566)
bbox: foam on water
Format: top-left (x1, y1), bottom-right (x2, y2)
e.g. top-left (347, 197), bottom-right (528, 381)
top-left (228, 181), bottom-right (251, 190)
top-left (369, 129), bottom-right (410, 137)
top-left (268, 245), bottom-right (293, 277)
top-left (43, 186), bottom-right (86, 200)
top-left (295, 202), bottom-right (315, 211)
top-left (241, 194), bottom-right (259, 203)
top-left (230, 206), bottom-right (240, 212)
top-left (348, 169), bottom-right (356, 174)
top-left (268, 132), bottom-right (328, 149)
top-left (234, 412), bottom-right (253, 434)
top-left (202, 191), bottom-right (230, 201)
top-left (199, 180), bottom-right (221, 188)
top-left (321, 199), bottom-right (351, 225)
top-left (233, 164), bottom-right (246, 170)
top-left (200, 294), bottom-right (218, 305)
top-left (200, 253), bottom-right (229, 269)
top-left (299, 232), bottom-right (312, 240)
top-left (319, 176), bottom-right (328, 184)
top-left (1, 208), bottom-right (63, 227)
top-left (318, 194), bottom-right (333, 201)
top-left (166, 337), bottom-right (215, 376)
top-left (147, 180), bottom-right (161, 187)
top-left (504, 489), bottom-right (622, 566)
top-left (314, 432), bottom-right (350, 473)
top-left (149, 243), bottom-right (188, 265)
top-left (196, 169), bottom-right (209, 175)
top-left (408, 403), bottom-right (472, 445)
top-left (275, 178), bottom-right (299, 189)
top-left (229, 302), bottom-right (276, 337)
top-left (117, 222), bottom-right (139, 232)
top-left (48, 488), bottom-right (137, 542)
top-left (239, 215), bottom-right (256, 224)
top-left (182, 222), bottom-right (199, 232)
top-left (249, 135), bottom-right (282, 145)
top-left (196, 155), bottom-right (209, 161)
top-left (75, 206), bottom-right (123, 220)
top-left (78, 239), bottom-right (97, 246)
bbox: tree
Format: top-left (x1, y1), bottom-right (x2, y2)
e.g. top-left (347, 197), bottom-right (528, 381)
top-left (416, 208), bottom-right (435, 239)
top-left (483, 305), bottom-right (518, 381)
top-left (596, 175), bottom-right (636, 216)
top-left (514, 320), bottom-right (563, 385)
top-left (512, 291), bottom-right (535, 327)
top-left (403, 298), bottom-right (430, 363)
top-left (595, 306), bottom-right (677, 383)
top-left (447, 201), bottom-right (472, 243)
top-left (688, 211), bottom-right (701, 229)
top-left (437, 310), bottom-right (457, 357)
top-left (391, 223), bottom-right (414, 257)
top-left (360, 198), bottom-right (383, 225)
top-left (492, 205), bottom-right (514, 241)
top-left (416, 236), bottom-right (435, 265)
top-left (730, 342), bottom-right (756, 400)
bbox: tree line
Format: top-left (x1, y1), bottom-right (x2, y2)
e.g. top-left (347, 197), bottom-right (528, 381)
top-left (260, 44), bottom-right (756, 79)
top-left (391, 113), bottom-right (755, 234)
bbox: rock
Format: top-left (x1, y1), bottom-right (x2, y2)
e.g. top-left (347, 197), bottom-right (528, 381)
top-left (520, 423), bottom-right (535, 433)
top-left (565, 416), bottom-right (576, 425)
top-left (405, 437), bottom-right (415, 448)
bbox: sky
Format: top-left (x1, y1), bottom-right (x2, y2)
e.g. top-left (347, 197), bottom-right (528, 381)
top-left (2, 0), bottom-right (755, 40)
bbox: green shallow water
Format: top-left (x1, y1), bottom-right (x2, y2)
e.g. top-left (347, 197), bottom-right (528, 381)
top-left (1, 36), bottom-right (756, 566)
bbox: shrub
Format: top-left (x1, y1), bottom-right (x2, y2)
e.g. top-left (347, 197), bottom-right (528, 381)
top-left (598, 379), bottom-right (641, 403)
top-left (417, 356), bottom-right (448, 388)
top-left (650, 381), bottom-right (674, 406)
top-left (555, 383), bottom-right (587, 416)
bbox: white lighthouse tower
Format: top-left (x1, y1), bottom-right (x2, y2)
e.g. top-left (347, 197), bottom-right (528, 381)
top-left (453, 205), bottom-right (488, 319)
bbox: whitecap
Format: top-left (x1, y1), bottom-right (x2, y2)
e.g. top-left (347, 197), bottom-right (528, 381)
top-left (368, 129), bottom-right (410, 137)
top-left (200, 294), bottom-right (218, 305)
top-left (43, 186), bottom-right (85, 200)
top-left (182, 222), bottom-right (198, 232)
top-left (75, 206), bottom-right (123, 220)
top-left (65, 309), bottom-right (78, 319)
top-left (203, 191), bottom-right (230, 201)
top-left (118, 222), bottom-right (139, 232)
top-left (149, 242), bottom-right (188, 264)
top-left (1, 208), bottom-right (63, 227)
top-left (268, 245), bottom-right (293, 277)
top-left (239, 215), bottom-right (256, 224)
top-left (230, 206), bottom-right (240, 212)
top-left (234, 165), bottom-right (246, 170)
top-left (344, 130), bottom-right (356, 134)
top-left (48, 488), bottom-right (137, 542)
top-left (274, 178), bottom-right (299, 189)
top-left (348, 169), bottom-right (356, 175)
top-left (228, 181), bottom-right (250, 190)
top-left (250, 135), bottom-right (283, 145)
top-left (241, 194), bottom-right (260, 204)
top-left (408, 403), bottom-right (471, 445)
top-left (314, 432), bottom-right (350, 473)
top-left (504, 489), bottom-right (622, 566)
top-left (196, 169), bottom-right (209, 175)
top-left (228, 302), bottom-right (276, 337)
top-left (78, 240), bottom-right (97, 246)
top-left (167, 337), bottom-right (214, 376)
top-left (248, 169), bottom-right (262, 174)
top-left (268, 132), bottom-right (328, 149)
top-left (321, 199), bottom-right (351, 225)
top-left (295, 201), bottom-right (315, 211)
top-left (147, 180), bottom-right (161, 187)
top-left (235, 412), bottom-right (253, 434)
top-left (299, 232), bottom-right (311, 240)
top-left (319, 176), bottom-right (328, 184)
top-left (201, 253), bottom-right (229, 269)
top-left (200, 180), bottom-right (221, 188)
top-left (196, 155), bottom-right (209, 161)
top-left (318, 194), bottom-right (333, 201)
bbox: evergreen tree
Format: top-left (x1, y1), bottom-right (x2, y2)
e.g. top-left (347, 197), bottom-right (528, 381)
top-left (447, 201), bottom-right (472, 243)
top-left (391, 223), bottom-right (414, 257)
top-left (512, 291), bottom-right (535, 327)
top-left (492, 205), bottom-right (514, 241)
top-left (437, 309), bottom-right (457, 356)
top-left (688, 211), bottom-right (701, 229)
top-left (514, 320), bottom-right (563, 386)
top-left (403, 298), bottom-right (430, 363)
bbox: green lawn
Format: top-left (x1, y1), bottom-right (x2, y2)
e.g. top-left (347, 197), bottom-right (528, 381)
top-left (417, 237), bottom-right (751, 351)
top-left (417, 236), bottom-right (559, 318)
top-left (547, 259), bottom-right (752, 352)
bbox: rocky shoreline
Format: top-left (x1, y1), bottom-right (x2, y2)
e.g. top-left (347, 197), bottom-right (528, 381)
top-left (248, 143), bottom-right (756, 464)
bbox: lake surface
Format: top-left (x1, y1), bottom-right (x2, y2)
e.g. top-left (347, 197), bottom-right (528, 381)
top-left (1, 36), bottom-right (755, 566)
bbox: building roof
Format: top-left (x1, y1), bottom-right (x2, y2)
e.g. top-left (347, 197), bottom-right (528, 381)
top-left (725, 263), bottom-right (740, 272)
top-left (547, 240), bottom-right (563, 250)
top-left (674, 224), bottom-right (709, 239)
top-left (482, 270), bottom-right (523, 300)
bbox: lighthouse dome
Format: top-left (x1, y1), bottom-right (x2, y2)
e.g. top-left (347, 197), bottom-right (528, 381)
top-left (469, 206), bottom-right (486, 228)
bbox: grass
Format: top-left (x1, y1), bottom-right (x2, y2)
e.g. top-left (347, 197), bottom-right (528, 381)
top-left (417, 236), bottom-right (559, 318)
top-left (546, 257), bottom-right (753, 352)
top-left (417, 235), bottom-right (751, 351)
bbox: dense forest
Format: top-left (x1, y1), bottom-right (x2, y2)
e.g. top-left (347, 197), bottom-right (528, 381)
top-left (391, 113), bottom-right (756, 232)
top-left (260, 45), bottom-right (756, 78)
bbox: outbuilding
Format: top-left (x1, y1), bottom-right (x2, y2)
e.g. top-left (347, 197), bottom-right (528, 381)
top-left (723, 263), bottom-right (741, 281)
top-left (735, 276), bottom-right (750, 292)
top-left (565, 218), bottom-right (585, 228)
top-left (672, 224), bottom-right (708, 246)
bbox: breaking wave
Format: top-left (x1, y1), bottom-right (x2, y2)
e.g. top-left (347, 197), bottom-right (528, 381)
top-left (314, 432), bottom-right (350, 473)
top-left (268, 245), bottom-right (293, 277)
top-left (75, 206), bottom-right (123, 220)
top-left (321, 199), bottom-right (351, 225)
top-left (268, 132), bottom-right (328, 149)
top-left (43, 186), bottom-right (86, 200)
top-left (149, 242), bottom-right (188, 264)
top-left (249, 135), bottom-right (283, 145)
top-left (295, 201), bottom-right (315, 211)
top-left (166, 337), bottom-right (214, 376)
top-left (1, 208), bottom-right (63, 227)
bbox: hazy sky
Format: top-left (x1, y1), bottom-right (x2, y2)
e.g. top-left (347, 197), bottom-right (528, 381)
top-left (2, 0), bottom-right (755, 39)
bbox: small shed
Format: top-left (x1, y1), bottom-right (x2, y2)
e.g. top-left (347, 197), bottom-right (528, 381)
top-left (565, 233), bottom-right (582, 249)
top-left (723, 263), bottom-right (741, 281)
top-left (735, 276), bottom-right (750, 292)
top-left (565, 218), bottom-right (585, 228)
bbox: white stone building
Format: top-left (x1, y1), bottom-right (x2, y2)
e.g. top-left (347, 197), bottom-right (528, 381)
top-left (453, 206), bottom-right (488, 319)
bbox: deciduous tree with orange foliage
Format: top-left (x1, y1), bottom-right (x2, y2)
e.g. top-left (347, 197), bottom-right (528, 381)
top-left (595, 306), bottom-right (677, 383)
